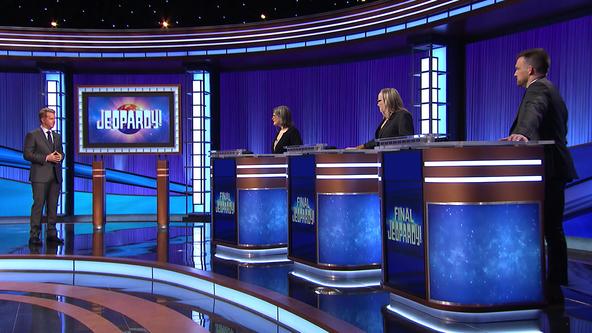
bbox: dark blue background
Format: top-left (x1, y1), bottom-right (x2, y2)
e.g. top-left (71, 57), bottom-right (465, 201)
top-left (428, 202), bottom-right (543, 305)
top-left (317, 194), bottom-right (381, 266)
top-left (382, 150), bottom-right (426, 298)
top-left (288, 155), bottom-right (317, 263)
top-left (212, 158), bottom-right (237, 244)
top-left (238, 189), bottom-right (287, 246)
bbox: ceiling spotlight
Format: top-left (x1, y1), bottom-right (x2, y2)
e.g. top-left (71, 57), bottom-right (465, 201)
top-left (50, 21), bottom-right (58, 27)
top-left (260, 13), bottom-right (266, 19)
top-left (161, 20), bottom-right (169, 28)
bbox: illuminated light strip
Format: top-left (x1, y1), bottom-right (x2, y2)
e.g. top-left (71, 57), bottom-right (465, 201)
top-left (0, 1), bottom-right (461, 49)
top-left (386, 299), bottom-right (542, 331)
top-left (385, 304), bottom-right (543, 333)
top-left (316, 163), bottom-right (381, 168)
top-left (424, 176), bottom-right (542, 183)
top-left (294, 262), bottom-right (381, 279)
top-left (290, 271), bottom-right (381, 289)
top-left (316, 174), bottom-right (379, 179)
top-left (386, 304), bottom-right (468, 333)
top-left (0, 0), bottom-right (450, 46)
top-left (237, 164), bottom-right (287, 169)
top-left (0, 258), bottom-right (332, 333)
top-left (214, 253), bottom-right (292, 264)
top-left (0, 0), bottom-right (420, 39)
top-left (0, 0), bottom-right (504, 58)
top-left (217, 244), bottom-right (287, 256)
top-left (424, 159), bottom-right (542, 167)
top-left (236, 173), bottom-right (287, 178)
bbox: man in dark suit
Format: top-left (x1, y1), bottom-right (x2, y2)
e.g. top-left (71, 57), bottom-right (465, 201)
top-left (503, 48), bottom-right (578, 303)
top-left (23, 107), bottom-right (64, 245)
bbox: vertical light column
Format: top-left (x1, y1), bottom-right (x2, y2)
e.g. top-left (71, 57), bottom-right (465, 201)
top-left (415, 44), bottom-right (447, 136)
top-left (188, 71), bottom-right (211, 214)
top-left (44, 71), bottom-right (66, 215)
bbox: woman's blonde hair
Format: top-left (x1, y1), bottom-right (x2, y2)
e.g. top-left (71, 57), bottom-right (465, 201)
top-left (379, 88), bottom-right (407, 117)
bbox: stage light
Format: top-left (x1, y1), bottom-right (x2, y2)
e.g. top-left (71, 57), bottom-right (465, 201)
top-left (50, 21), bottom-right (58, 28)
top-left (161, 20), bottom-right (169, 28)
top-left (260, 13), bottom-right (266, 19)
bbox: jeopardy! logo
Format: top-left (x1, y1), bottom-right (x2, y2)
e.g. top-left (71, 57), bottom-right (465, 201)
top-left (292, 196), bottom-right (315, 225)
top-left (387, 206), bottom-right (422, 246)
top-left (96, 104), bottom-right (163, 133)
top-left (215, 192), bottom-right (235, 215)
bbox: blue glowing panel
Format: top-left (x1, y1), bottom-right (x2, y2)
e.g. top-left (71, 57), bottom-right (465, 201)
top-left (79, 86), bottom-right (181, 153)
top-left (238, 189), bottom-right (287, 246)
top-left (382, 150), bottom-right (425, 299)
top-left (86, 93), bottom-right (172, 144)
top-left (213, 158), bottom-right (237, 244)
top-left (318, 194), bottom-right (381, 266)
top-left (288, 155), bottom-right (317, 263)
top-left (428, 202), bottom-right (543, 305)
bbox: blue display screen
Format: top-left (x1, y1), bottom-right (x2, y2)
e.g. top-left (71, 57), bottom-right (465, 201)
top-left (86, 94), bottom-right (171, 144)
top-left (428, 202), bottom-right (544, 305)
top-left (238, 189), bottom-right (288, 246)
top-left (382, 150), bottom-right (426, 299)
top-left (212, 158), bottom-right (237, 244)
top-left (318, 194), bottom-right (381, 266)
top-left (288, 155), bottom-right (317, 263)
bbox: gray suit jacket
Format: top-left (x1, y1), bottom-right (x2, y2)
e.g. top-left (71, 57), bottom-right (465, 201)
top-left (23, 127), bottom-right (63, 183)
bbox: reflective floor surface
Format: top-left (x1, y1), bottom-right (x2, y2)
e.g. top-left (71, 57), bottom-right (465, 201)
top-left (0, 222), bottom-right (591, 333)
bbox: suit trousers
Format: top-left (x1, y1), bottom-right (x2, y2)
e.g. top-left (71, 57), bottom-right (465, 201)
top-left (30, 171), bottom-right (60, 239)
top-left (545, 178), bottom-right (568, 286)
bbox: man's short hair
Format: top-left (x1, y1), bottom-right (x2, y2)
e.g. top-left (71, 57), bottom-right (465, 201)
top-left (38, 107), bottom-right (56, 121)
top-left (517, 48), bottom-right (550, 75)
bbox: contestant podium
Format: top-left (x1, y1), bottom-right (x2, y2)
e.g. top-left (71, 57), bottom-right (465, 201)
top-left (380, 140), bottom-right (547, 318)
top-left (211, 151), bottom-right (288, 261)
top-left (288, 149), bottom-right (382, 285)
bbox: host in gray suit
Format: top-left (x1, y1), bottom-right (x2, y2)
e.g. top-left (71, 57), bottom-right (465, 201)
top-left (503, 48), bottom-right (578, 304)
top-left (23, 107), bottom-right (64, 245)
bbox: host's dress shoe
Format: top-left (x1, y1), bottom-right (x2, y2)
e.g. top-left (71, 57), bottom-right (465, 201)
top-left (28, 237), bottom-right (42, 246)
top-left (46, 236), bottom-right (64, 245)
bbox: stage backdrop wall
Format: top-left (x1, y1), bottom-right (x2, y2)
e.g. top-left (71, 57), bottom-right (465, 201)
top-left (0, 72), bottom-right (45, 182)
top-left (219, 53), bottom-right (415, 153)
top-left (466, 14), bottom-right (592, 146)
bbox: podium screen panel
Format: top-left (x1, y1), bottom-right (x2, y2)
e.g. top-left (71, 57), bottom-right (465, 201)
top-left (427, 202), bottom-right (543, 305)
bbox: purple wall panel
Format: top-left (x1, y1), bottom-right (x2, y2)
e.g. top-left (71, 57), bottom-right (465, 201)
top-left (466, 15), bottom-right (592, 146)
top-left (0, 72), bottom-right (45, 182)
top-left (220, 54), bottom-right (415, 153)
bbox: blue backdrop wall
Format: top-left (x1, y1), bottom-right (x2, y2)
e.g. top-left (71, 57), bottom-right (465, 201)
top-left (466, 15), bottom-right (592, 146)
top-left (0, 72), bottom-right (45, 182)
top-left (219, 53), bottom-right (415, 153)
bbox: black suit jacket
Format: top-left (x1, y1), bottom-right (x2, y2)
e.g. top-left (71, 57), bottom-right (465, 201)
top-left (510, 77), bottom-right (578, 181)
top-left (272, 126), bottom-right (303, 154)
top-left (364, 110), bottom-right (414, 149)
top-left (23, 127), bottom-right (64, 183)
